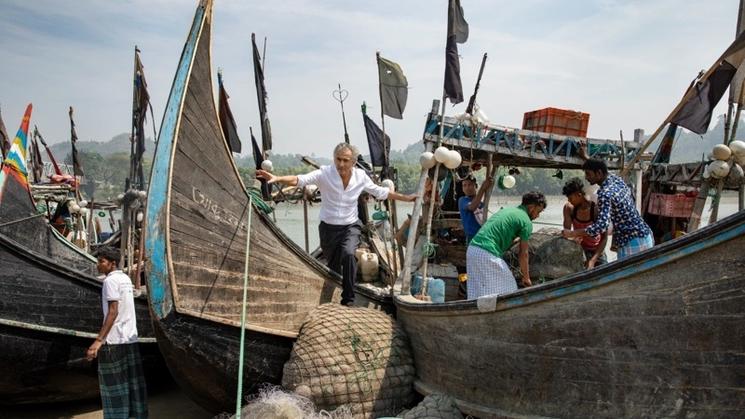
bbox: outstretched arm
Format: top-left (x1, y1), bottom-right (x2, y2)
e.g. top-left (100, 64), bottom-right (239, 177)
top-left (387, 190), bottom-right (417, 202)
top-left (256, 169), bottom-right (298, 187)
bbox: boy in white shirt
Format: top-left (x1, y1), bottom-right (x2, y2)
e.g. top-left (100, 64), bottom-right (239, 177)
top-left (86, 246), bottom-right (147, 418)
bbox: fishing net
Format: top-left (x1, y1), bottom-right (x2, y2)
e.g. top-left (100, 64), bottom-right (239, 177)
top-left (223, 385), bottom-right (353, 419)
top-left (397, 393), bottom-right (463, 419)
top-left (282, 304), bottom-right (416, 419)
top-left (503, 227), bottom-right (585, 283)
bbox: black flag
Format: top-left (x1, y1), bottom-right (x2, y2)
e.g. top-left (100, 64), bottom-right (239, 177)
top-left (252, 33), bottom-right (272, 154)
top-left (363, 113), bottom-right (390, 168)
top-left (670, 32), bottom-right (745, 134)
top-left (377, 54), bottom-right (408, 119)
top-left (250, 129), bottom-right (270, 199)
top-left (131, 47), bottom-right (150, 190)
top-left (444, 0), bottom-right (469, 104)
top-left (68, 106), bottom-right (84, 176)
top-left (217, 72), bottom-right (242, 153)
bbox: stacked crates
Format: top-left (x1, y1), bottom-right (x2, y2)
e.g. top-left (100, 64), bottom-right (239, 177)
top-left (522, 107), bottom-right (590, 137)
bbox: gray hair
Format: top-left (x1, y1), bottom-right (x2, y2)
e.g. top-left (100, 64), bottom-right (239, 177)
top-left (333, 142), bottom-right (360, 159)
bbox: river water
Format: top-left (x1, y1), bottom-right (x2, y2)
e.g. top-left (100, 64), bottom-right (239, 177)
top-left (272, 192), bottom-right (741, 256)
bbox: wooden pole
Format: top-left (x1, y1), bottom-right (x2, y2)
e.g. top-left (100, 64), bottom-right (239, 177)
top-left (419, 94), bottom-right (448, 298)
top-left (302, 187), bottom-right (309, 253)
top-left (398, 100), bottom-right (439, 295)
top-left (481, 156), bottom-right (498, 223)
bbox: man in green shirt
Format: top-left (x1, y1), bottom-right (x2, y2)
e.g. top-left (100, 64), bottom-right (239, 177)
top-left (466, 191), bottom-right (546, 299)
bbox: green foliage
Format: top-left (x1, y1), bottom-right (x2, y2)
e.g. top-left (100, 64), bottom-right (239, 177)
top-left (66, 150), bottom-right (152, 200)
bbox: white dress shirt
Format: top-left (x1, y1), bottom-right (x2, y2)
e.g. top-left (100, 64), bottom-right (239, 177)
top-left (297, 165), bottom-right (389, 225)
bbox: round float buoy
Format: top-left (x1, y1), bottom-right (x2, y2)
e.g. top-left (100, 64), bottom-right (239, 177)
top-left (419, 152), bottom-right (436, 169)
top-left (712, 144), bottom-right (732, 161)
top-left (443, 150), bottom-right (462, 169)
top-left (261, 160), bottom-right (274, 172)
top-left (709, 160), bottom-right (731, 179)
top-left (434, 146), bottom-right (450, 163)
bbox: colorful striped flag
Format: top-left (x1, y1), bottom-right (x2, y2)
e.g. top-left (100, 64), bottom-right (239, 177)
top-left (3, 103), bottom-right (33, 177)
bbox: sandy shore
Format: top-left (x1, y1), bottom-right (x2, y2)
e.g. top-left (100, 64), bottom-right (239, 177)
top-left (0, 383), bottom-right (214, 419)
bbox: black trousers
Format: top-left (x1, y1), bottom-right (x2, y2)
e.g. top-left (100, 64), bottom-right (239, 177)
top-left (319, 221), bottom-right (361, 305)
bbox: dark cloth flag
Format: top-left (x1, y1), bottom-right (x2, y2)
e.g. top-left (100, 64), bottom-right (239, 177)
top-left (0, 106), bottom-right (10, 160)
top-left (444, 0), bottom-right (469, 104)
top-left (131, 48), bottom-right (150, 189)
top-left (217, 72), bottom-right (242, 153)
top-left (252, 33), bottom-right (272, 153)
top-left (250, 129), bottom-right (270, 199)
top-left (68, 106), bottom-right (84, 176)
top-left (30, 134), bottom-right (44, 183)
top-left (363, 113), bottom-right (390, 168)
top-left (34, 126), bottom-right (62, 176)
top-left (671, 31), bottom-right (745, 134)
top-left (377, 54), bottom-right (408, 119)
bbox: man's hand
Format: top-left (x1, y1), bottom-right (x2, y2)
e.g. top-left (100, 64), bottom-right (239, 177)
top-left (483, 176), bottom-right (494, 188)
top-left (86, 339), bottom-right (103, 361)
top-left (521, 276), bottom-right (532, 288)
top-left (562, 229), bottom-right (575, 239)
top-left (256, 169), bottom-right (276, 183)
top-left (404, 194), bottom-right (418, 202)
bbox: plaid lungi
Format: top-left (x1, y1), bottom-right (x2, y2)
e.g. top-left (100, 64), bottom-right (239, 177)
top-left (617, 233), bottom-right (654, 260)
top-left (98, 343), bottom-right (148, 419)
top-left (466, 245), bottom-right (517, 300)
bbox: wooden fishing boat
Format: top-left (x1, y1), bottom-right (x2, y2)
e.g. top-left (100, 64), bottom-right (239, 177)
top-left (0, 163), bottom-right (161, 404)
top-left (396, 198), bottom-right (745, 418)
top-left (144, 0), bottom-right (389, 412)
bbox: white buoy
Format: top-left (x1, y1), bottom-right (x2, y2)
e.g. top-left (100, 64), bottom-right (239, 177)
top-left (381, 179), bottom-right (395, 192)
top-left (137, 190), bottom-right (147, 201)
top-left (709, 160), bottom-right (731, 179)
top-left (136, 211), bottom-right (144, 223)
top-left (78, 200), bottom-right (88, 208)
top-left (729, 140), bottom-right (745, 157)
top-left (501, 175), bottom-right (516, 189)
top-left (703, 164), bottom-right (711, 179)
top-left (261, 160), bottom-right (274, 172)
top-left (70, 203), bottom-right (81, 214)
top-left (728, 162), bottom-right (744, 183)
top-left (712, 144), bottom-right (732, 161)
top-left (735, 153), bottom-right (745, 168)
top-left (419, 151), bottom-right (436, 169)
top-left (434, 146), bottom-right (450, 163)
top-left (443, 150), bottom-right (462, 169)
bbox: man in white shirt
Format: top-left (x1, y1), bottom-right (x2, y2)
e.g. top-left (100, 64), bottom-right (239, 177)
top-left (86, 246), bottom-right (148, 418)
top-left (258, 143), bottom-right (416, 306)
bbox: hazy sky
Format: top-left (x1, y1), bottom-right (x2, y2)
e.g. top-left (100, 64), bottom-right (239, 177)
top-left (0, 0), bottom-right (740, 158)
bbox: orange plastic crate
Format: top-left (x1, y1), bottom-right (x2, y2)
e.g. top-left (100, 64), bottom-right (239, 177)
top-left (647, 193), bottom-right (696, 218)
top-left (522, 107), bottom-right (590, 137)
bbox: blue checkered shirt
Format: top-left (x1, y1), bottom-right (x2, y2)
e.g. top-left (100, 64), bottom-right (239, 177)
top-left (585, 174), bottom-right (651, 248)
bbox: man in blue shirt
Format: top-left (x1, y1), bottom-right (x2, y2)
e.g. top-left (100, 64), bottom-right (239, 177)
top-left (458, 175), bottom-right (493, 243)
top-left (563, 159), bottom-right (653, 259)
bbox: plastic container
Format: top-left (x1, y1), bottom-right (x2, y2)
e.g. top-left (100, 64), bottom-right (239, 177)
top-left (411, 273), bottom-right (423, 296)
top-left (428, 278), bottom-right (445, 303)
top-left (522, 107), bottom-right (590, 137)
top-left (359, 252), bottom-right (379, 283)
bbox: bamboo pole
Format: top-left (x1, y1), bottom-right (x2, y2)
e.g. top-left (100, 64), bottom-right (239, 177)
top-left (302, 187), bottom-right (309, 253)
top-left (418, 95), bottom-right (447, 299)
top-left (398, 100), bottom-right (439, 295)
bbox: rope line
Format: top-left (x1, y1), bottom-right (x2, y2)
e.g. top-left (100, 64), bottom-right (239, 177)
top-left (0, 212), bottom-right (46, 228)
top-left (235, 194), bottom-right (254, 419)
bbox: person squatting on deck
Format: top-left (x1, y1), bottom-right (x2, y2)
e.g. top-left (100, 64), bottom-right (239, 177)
top-left (458, 174), bottom-right (493, 244)
top-left (563, 159), bottom-right (653, 259)
top-left (562, 177), bottom-right (608, 268)
top-left (86, 246), bottom-right (148, 419)
top-left (466, 192), bottom-right (546, 299)
top-left (257, 143), bottom-right (416, 306)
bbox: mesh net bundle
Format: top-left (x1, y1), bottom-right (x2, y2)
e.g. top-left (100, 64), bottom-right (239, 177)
top-left (503, 227), bottom-right (586, 282)
top-left (282, 304), bottom-right (416, 418)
